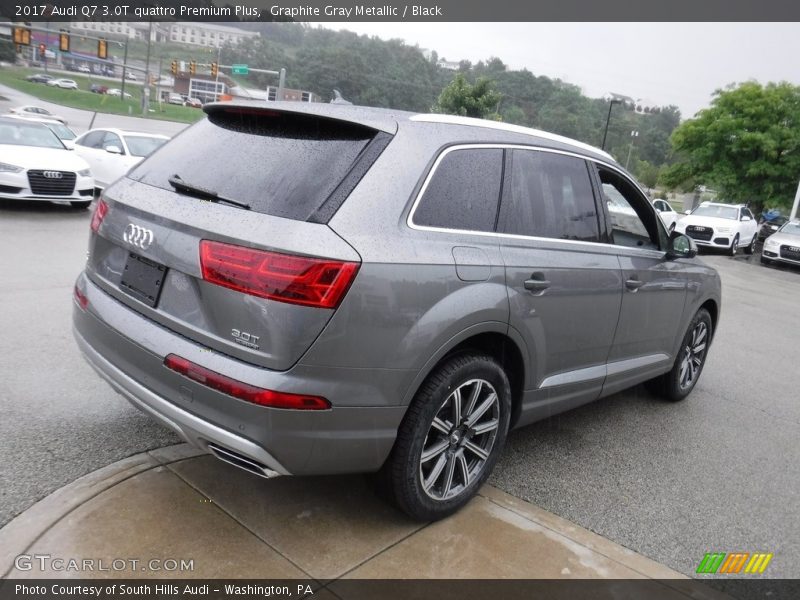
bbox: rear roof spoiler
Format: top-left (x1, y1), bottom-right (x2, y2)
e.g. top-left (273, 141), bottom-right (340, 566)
top-left (203, 101), bottom-right (401, 135)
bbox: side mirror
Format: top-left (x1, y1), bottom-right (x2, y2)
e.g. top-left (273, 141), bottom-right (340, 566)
top-left (667, 231), bottom-right (697, 260)
top-left (684, 209), bottom-right (692, 215)
top-left (741, 215), bottom-right (752, 222)
top-left (656, 208), bottom-right (662, 213)
top-left (105, 145), bottom-right (122, 155)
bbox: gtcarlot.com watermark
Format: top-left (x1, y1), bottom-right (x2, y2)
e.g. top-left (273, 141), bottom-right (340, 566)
top-left (14, 553), bottom-right (194, 573)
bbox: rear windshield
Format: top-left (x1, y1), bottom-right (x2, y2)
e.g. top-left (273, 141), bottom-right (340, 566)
top-left (128, 109), bottom-right (376, 221)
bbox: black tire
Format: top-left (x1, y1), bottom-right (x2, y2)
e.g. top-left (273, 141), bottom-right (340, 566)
top-left (380, 353), bottom-right (511, 521)
top-left (646, 308), bottom-right (713, 402)
top-left (70, 200), bottom-right (91, 209)
top-left (744, 235), bottom-right (757, 255)
top-left (728, 234), bottom-right (739, 256)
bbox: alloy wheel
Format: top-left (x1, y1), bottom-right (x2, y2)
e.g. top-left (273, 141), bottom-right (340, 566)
top-left (419, 379), bottom-right (500, 501)
top-left (679, 321), bottom-right (708, 390)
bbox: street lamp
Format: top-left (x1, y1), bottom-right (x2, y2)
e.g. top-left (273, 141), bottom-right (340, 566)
top-left (625, 130), bottom-right (639, 170)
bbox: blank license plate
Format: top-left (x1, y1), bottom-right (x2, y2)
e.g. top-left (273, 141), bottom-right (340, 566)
top-left (120, 252), bottom-right (167, 307)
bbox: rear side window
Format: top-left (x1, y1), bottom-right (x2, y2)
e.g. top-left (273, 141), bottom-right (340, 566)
top-left (128, 110), bottom-right (377, 221)
top-left (413, 148), bottom-right (503, 232)
top-left (498, 150), bottom-right (600, 242)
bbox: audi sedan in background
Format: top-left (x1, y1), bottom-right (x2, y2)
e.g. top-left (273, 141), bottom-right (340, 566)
top-left (72, 128), bottom-right (169, 190)
top-left (4, 115), bottom-right (77, 144)
top-left (0, 116), bottom-right (94, 208)
top-left (761, 220), bottom-right (800, 268)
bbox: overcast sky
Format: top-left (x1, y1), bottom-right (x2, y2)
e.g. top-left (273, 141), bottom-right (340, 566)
top-left (315, 22), bottom-right (800, 118)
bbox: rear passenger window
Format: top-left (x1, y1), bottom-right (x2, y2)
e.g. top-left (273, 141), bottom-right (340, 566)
top-left (413, 148), bottom-right (503, 232)
top-left (498, 150), bottom-right (600, 242)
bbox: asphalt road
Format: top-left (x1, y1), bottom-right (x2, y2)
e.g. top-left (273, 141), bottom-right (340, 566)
top-left (492, 248), bottom-right (800, 578)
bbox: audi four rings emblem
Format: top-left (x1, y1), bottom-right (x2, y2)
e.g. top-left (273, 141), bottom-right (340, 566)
top-left (42, 171), bottom-right (63, 179)
top-left (123, 224), bottom-right (154, 250)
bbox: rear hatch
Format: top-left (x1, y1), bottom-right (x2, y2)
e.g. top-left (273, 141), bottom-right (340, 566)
top-left (86, 105), bottom-right (393, 371)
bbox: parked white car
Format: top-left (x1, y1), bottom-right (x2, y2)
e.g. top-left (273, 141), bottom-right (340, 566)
top-left (47, 78), bottom-right (79, 90)
top-left (761, 220), bottom-right (800, 267)
top-left (72, 128), bottom-right (169, 189)
top-left (8, 105), bottom-right (67, 124)
top-left (0, 116), bottom-right (94, 208)
top-left (106, 88), bottom-right (132, 99)
top-left (673, 202), bottom-right (758, 256)
top-left (652, 198), bottom-right (680, 231)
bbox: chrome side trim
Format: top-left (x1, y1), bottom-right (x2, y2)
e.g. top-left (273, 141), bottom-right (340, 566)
top-left (539, 353), bottom-right (671, 389)
top-left (73, 326), bottom-right (289, 477)
top-left (539, 364), bottom-right (607, 388)
top-left (605, 353), bottom-right (671, 376)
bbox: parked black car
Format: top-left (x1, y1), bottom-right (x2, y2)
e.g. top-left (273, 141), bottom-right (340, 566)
top-left (758, 216), bottom-right (789, 241)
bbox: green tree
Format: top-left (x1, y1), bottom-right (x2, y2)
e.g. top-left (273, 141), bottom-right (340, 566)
top-left (0, 39), bottom-right (15, 63)
top-left (432, 73), bottom-right (502, 119)
top-left (662, 82), bottom-right (800, 211)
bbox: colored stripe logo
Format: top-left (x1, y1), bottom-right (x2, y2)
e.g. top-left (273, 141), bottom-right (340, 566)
top-left (696, 552), bottom-right (773, 574)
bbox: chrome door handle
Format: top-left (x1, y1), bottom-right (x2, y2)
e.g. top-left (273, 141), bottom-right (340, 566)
top-left (625, 278), bottom-right (644, 292)
top-left (524, 277), bottom-right (551, 292)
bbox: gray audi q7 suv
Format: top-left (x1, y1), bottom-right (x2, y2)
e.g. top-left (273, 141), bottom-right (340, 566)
top-left (73, 103), bottom-right (721, 520)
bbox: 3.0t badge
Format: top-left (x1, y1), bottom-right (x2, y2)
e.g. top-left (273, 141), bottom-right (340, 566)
top-left (123, 224), bottom-right (154, 250)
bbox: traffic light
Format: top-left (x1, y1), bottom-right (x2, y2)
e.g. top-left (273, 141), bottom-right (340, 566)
top-left (170, 60), bottom-right (178, 76)
top-left (59, 31), bottom-right (70, 53)
top-left (13, 26), bottom-right (31, 46)
top-left (97, 38), bottom-right (107, 60)
top-left (189, 61), bottom-right (196, 76)
top-left (210, 62), bottom-right (218, 77)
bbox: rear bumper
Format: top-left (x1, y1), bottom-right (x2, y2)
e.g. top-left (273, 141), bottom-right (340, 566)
top-left (72, 271), bottom-right (410, 476)
top-left (74, 325), bottom-right (288, 477)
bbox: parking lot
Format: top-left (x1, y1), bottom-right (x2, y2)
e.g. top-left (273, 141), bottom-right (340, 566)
top-left (1, 194), bottom-right (797, 579)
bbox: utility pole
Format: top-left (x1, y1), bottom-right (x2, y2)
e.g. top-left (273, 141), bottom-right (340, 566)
top-left (120, 41), bottom-right (128, 100)
top-left (142, 20), bottom-right (153, 115)
top-left (277, 68), bottom-right (286, 101)
top-left (625, 130), bottom-right (639, 170)
top-left (791, 179), bottom-right (800, 221)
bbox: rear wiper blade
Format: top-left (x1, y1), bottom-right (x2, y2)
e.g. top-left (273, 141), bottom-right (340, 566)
top-left (168, 174), bottom-right (251, 210)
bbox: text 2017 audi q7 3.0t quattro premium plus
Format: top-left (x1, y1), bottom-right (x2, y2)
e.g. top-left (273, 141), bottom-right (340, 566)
top-left (73, 103), bottom-right (721, 520)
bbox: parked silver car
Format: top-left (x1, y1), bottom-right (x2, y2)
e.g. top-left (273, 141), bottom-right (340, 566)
top-left (73, 104), bottom-right (721, 520)
top-left (761, 220), bottom-right (800, 267)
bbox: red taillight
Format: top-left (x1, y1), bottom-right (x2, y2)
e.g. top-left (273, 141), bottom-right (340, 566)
top-left (73, 285), bottom-right (89, 310)
top-left (199, 240), bottom-right (359, 309)
top-left (90, 199), bottom-right (108, 233)
top-left (164, 354), bottom-right (330, 410)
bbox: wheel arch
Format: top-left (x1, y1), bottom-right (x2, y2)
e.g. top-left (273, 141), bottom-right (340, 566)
top-left (401, 324), bottom-right (528, 430)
